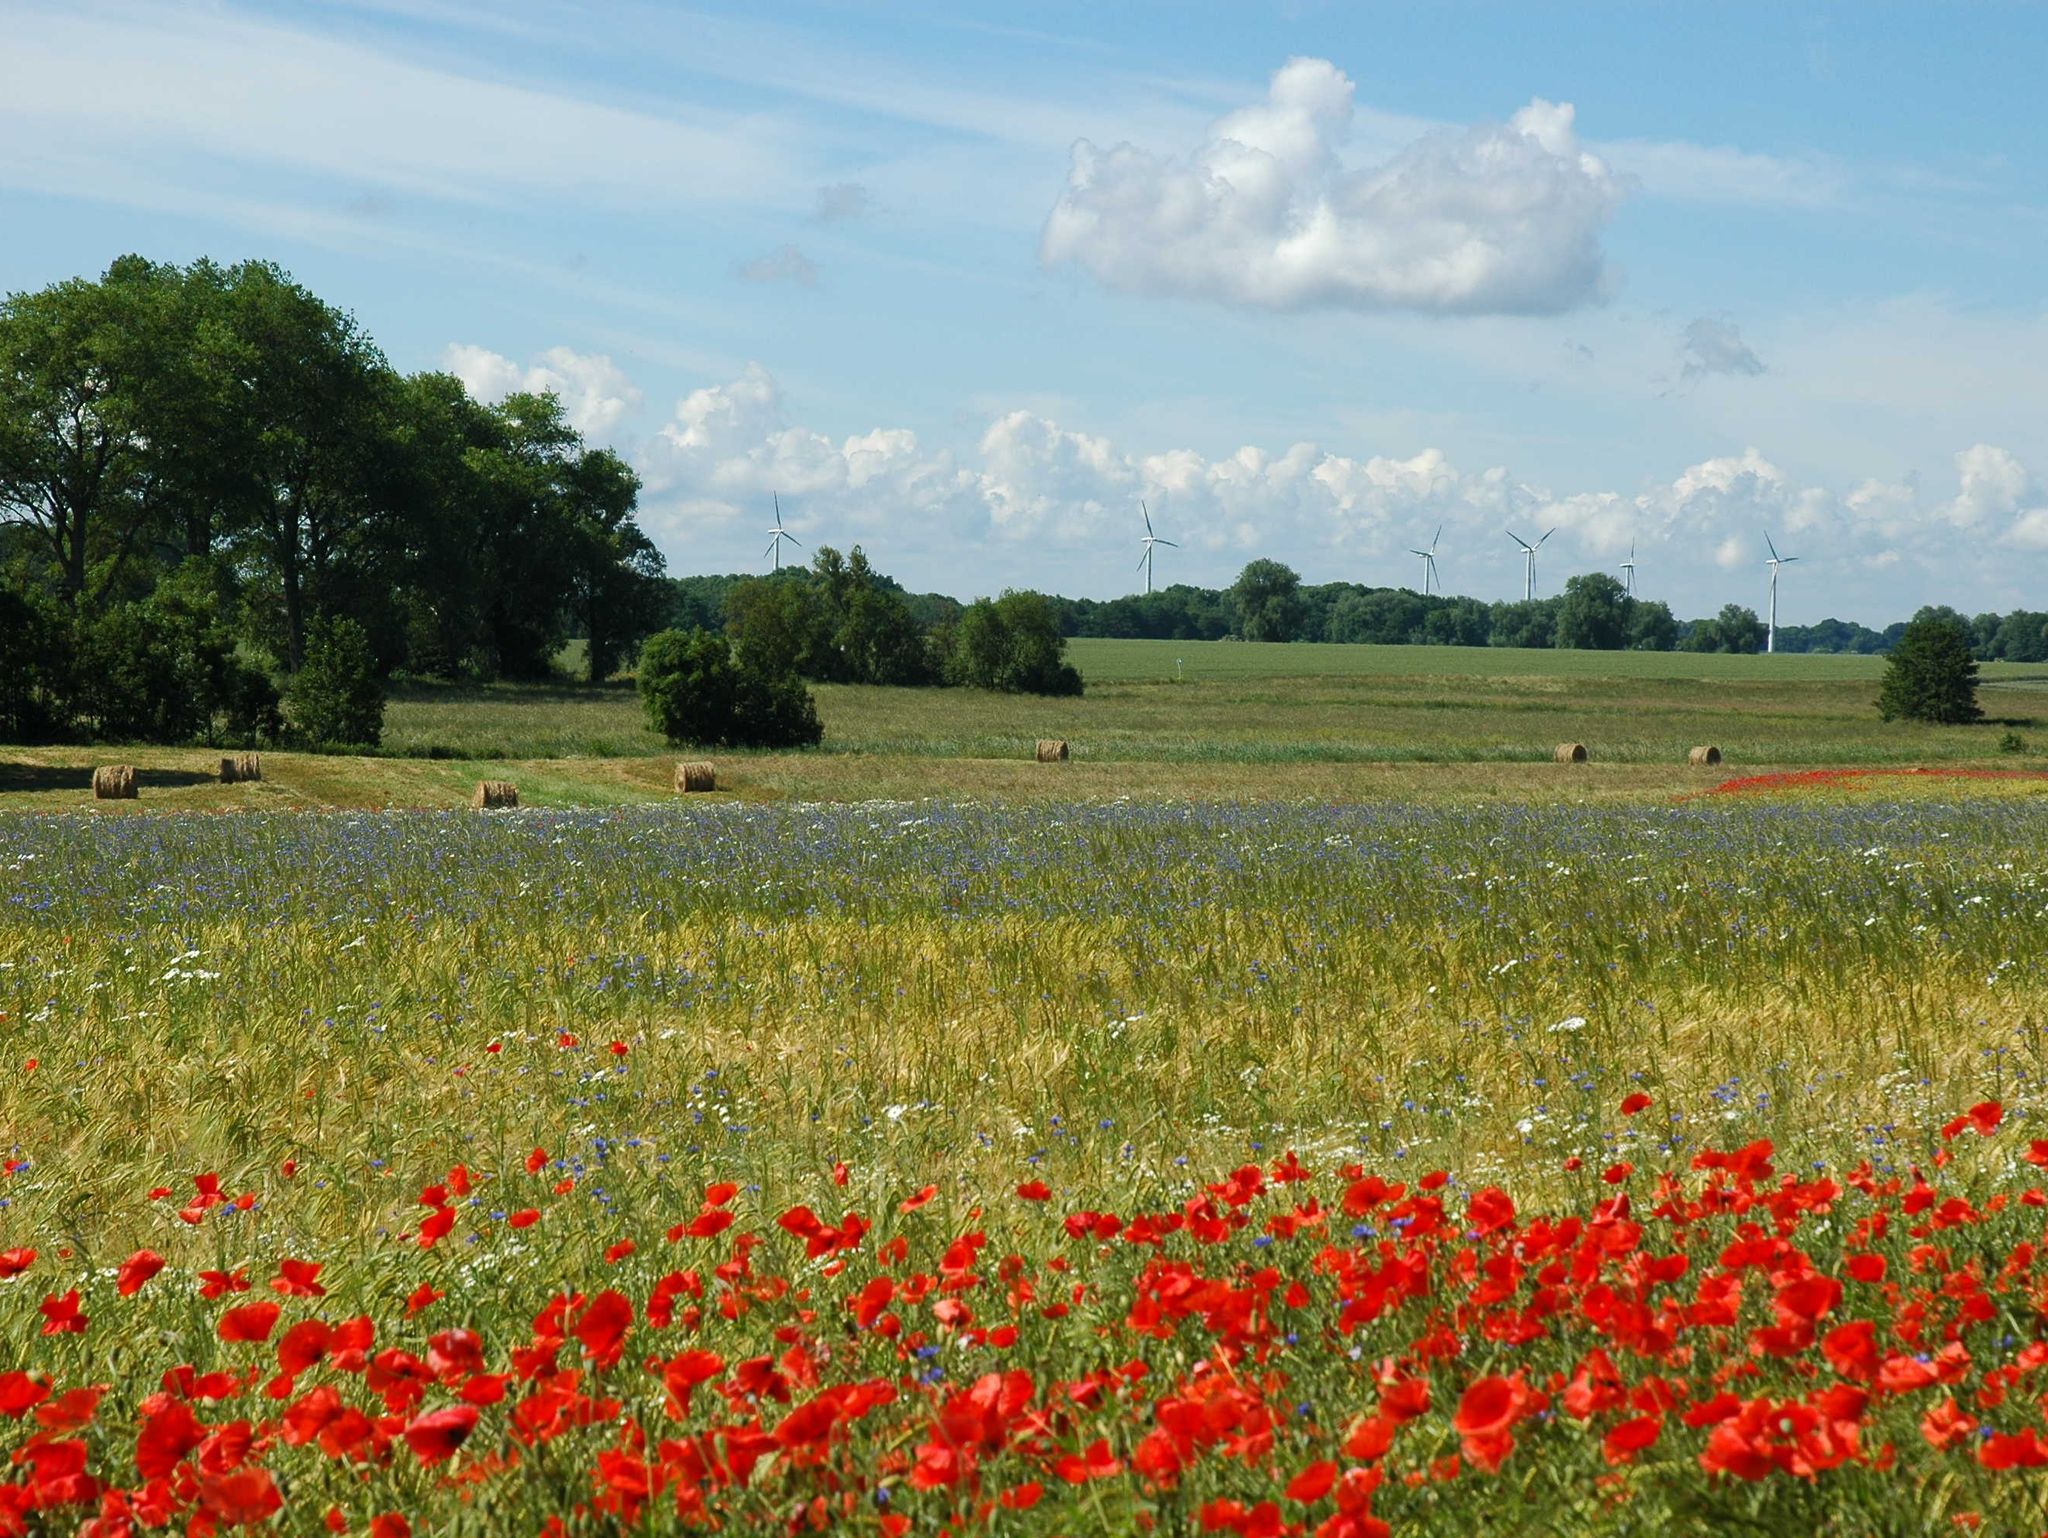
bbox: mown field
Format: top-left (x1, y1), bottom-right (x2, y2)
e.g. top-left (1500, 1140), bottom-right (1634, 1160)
top-left (1, 639), bottom-right (2044, 813)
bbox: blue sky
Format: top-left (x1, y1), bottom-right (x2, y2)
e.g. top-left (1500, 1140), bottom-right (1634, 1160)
top-left (7, 1), bottom-right (2048, 622)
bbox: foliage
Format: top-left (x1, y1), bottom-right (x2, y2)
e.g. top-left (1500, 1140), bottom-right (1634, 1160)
top-left (284, 613), bottom-right (383, 748)
top-left (0, 580), bottom-right (66, 741)
top-left (637, 626), bottom-right (823, 748)
top-left (944, 590), bottom-right (1083, 696)
top-left (1551, 572), bottom-right (1629, 649)
top-left (0, 256), bottom-right (670, 731)
top-left (1877, 613), bottom-right (1983, 724)
top-left (724, 546), bottom-right (938, 687)
top-left (1230, 558), bottom-right (1305, 642)
top-left (1682, 604), bottom-right (1769, 654)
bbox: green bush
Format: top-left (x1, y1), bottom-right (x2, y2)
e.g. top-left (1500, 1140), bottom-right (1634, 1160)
top-left (943, 591), bottom-right (1083, 696)
top-left (68, 590), bottom-right (279, 746)
top-left (637, 627), bottom-right (822, 749)
top-left (0, 582), bottom-right (66, 742)
top-left (285, 614), bottom-right (385, 748)
top-left (1878, 615), bottom-right (1981, 725)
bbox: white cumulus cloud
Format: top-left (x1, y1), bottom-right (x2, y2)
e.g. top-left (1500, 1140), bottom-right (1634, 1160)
top-left (441, 343), bottom-right (643, 441)
top-left (1040, 58), bottom-right (1625, 313)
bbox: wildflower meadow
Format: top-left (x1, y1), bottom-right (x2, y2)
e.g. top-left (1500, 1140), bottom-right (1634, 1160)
top-left (6, 795), bottom-right (2048, 1534)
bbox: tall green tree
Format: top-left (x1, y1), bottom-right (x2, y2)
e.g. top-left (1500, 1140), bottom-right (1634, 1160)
top-left (1878, 614), bottom-right (1982, 724)
top-left (564, 448), bottom-right (666, 682)
top-left (0, 256), bottom-right (186, 606)
top-left (1231, 559), bottom-right (1304, 642)
top-left (1553, 572), bottom-right (1630, 650)
top-left (217, 262), bottom-right (392, 668)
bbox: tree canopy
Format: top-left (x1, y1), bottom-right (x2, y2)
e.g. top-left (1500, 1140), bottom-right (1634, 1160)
top-left (0, 256), bottom-right (671, 744)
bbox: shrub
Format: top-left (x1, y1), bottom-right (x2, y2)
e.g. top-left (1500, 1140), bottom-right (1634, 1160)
top-left (1999, 730), bottom-right (2026, 754)
top-left (69, 591), bottom-right (279, 746)
top-left (638, 627), bottom-right (823, 749)
top-left (943, 591), bottom-right (1083, 696)
top-left (1878, 615), bottom-right (1982, 724)
top-left (285, 614), bottom-right (385, 748)
top-left (0, 581), bottom-right (65, 741)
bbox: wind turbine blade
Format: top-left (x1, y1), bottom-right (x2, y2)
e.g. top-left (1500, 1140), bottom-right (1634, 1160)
top-left (1137, 551), bottom-right (1150, 572)
top-left (1507, 531), bottom-right (1533, 552)
top-left (786, 534), bottom-right (804, 548)
top-left (1430, 523), bottom-right (1443, 553)
top-left (1764, 532), bottom-right (1780, 562)
top-left (773, 492), bottom-right (782, 528)
top-left (1142, 501), bottom-right (1154, 537)
top-left (764, 539), bottom-right (779, 560)
top-left (1537, 527), bottom-right (1556, 548)
top-left (1156, 539), bottom-right (1178, 548)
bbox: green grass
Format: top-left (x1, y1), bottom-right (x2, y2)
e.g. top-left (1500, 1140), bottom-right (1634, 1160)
top-left (368, 640), bottom-right (2044, 771)
top-left (1, 639), bottom-right (2040, 814)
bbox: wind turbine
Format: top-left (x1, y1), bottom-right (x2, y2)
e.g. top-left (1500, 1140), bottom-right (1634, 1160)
top-left (1764, 532), bottom-right (1798, 653)
top-left (1505, 527), bottom-right (1556, 601)
top-left (1409, 524), bottom-right (1443, 596)
top-left (1137, 502), bottom-right (1178, 594)
top-left (1620, 540), bottom-right (1636, 597)
top-left (764, 493), bottom-right (803, 571)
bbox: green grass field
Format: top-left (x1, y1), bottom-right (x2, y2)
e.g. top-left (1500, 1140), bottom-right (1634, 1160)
top-left (2, 639), bottom-right (2039, 812)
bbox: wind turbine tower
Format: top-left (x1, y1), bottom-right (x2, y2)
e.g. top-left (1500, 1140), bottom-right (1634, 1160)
top-left (1505, 527), bottom-right (1556, 601)
top-left (764, 493), bottom-right (803, 571)
top-left (1764, 532), bottom-right (1798, 653)
top-left (1410, 524), bottom-right (1443, 595)
top-left (1620, 541), bottom-right (1636, 597)
top-left (1137, 502), bottom-right (1178, 594)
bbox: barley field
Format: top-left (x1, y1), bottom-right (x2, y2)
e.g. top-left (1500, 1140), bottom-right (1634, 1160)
top-left (7, 787), bottom-right (2048, 1533)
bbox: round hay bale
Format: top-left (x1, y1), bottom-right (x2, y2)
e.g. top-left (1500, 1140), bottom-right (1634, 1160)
top-left (92, 765), bottom-right (138, 800)
top-left (471, 779), bottom-right (519, 810)
top-left (675, 760), bottom-right (717, 793)
top-left (1035, 739), bottom-right (1070, 763)
top-left (1688, 745), bottom-right (1723, 768)
top-left (1554, 742), bottom-right (1588, 764)
top-left (220, 752), bottom-right (262, 784)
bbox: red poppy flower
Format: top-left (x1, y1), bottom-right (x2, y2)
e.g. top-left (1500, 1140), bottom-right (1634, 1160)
top-left (1284, 1460), bottom-right (1338, 1503)
top-left (1620, 1092), bottom-right (1654, 1116)
top-left (403, 1404), bottom-right (479, 1465)
top-left (1016, 1180), bottom-right (1053, 1202)
top-left (1453, 1376), bottom-right (1526, 1439)
top-left (117, 1249), bottom-right (166, 1297)
top-left (0, 1248), bottom-right (35, 1278)
top-left (218, 1301), bottom-right (282, 1344)
top-left (0, 1371), bottom-right (51, 1418)
top-left (271, 1257), bottom-right (326, 1298)
top-left (38, 1289), bottom-right (87, 1335)
top-left (508, 1209), bottom-right (540, 1229)
top-left (899, 1185), bottom-right (939, 1213)
top-left (1603, 1415), bottom-right (1662, 1464)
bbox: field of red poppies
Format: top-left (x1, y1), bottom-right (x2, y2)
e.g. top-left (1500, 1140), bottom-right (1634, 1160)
top-left (8, 1104), bottom-right (2048, 1536)
top-left (8, 798), bottom-right (2048, 1534)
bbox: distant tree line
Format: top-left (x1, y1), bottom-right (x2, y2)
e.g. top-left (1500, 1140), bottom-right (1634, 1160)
top-left (915, 560), bottom-right (2041, 659)
top-left (0, 256), bottom-right (670, 746)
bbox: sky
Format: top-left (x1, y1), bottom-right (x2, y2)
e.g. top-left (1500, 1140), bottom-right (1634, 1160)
top-left (6, 2), bottom-right (2048, 622)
